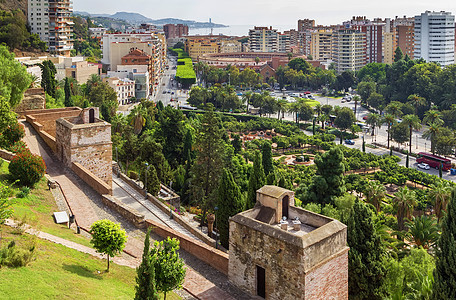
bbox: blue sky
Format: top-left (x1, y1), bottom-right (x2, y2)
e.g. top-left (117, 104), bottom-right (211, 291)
top-left (74, 0), bottom-right (456, 26)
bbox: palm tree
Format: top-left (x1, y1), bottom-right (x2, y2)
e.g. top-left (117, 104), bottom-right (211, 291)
top-left (422, 122), bottom-right (441, 154)
top-left (365, 180), bottom-right (386, 213)
top-left (276, 99), bottom-right (288, 120)
top-left (385, 101), bottom-right (403, 118)
top-left (314, 103), bottom-right (322, 118)
top-left (407, 94), bottom-right (427, 116)
top-left (352, 95), bottom-right (361, 118)
top-left (366, 113), bottom-right (381, 136)
top-left (423, 110), bottom-right (443, 126)
top-left (242, 91), bottom-right (253, 113)
top-left (404, 215), bottom-right (440, 249)
top-left (402, 114), bottom-right (422, 154)
top-left (382, 114), bottom-right (396, 149)
top-left (393, 187), bottom-right (417, 232)
top-left (319, 114), bottom-right (328, 130)
top-left (428, 181), bottom-right (452, 223)
top-left (129, 105), bottom-right (146, 135)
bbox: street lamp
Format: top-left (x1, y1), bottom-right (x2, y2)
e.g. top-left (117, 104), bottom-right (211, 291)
top-left (416, 134), bottom-right (418, 149)
top-left (425, 142), bottom-right (427, 152)
top-left (214, 206), bottom-right (219, 249)
top-left (144, 162), bottom-right (150, 199)
top-left (115, 146), bottom-right (120, 177)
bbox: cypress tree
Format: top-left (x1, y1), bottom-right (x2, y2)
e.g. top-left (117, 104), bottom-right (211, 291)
top-left (135, 229), bottom-right (159, 300)
top-left (217, 169), bottom-right (245, 249)
top-left (231, 134), bottom-right (242, 154)
top-left (439, 163), bottom-right (443, 179)
top-left (246, 151), bottom-right (265, 209)
top-left (180, 153), bottom-right (192, 205)
top-left (140, 165), bottom-right (160, 197)
top-left (433, 188), bottom-right (456, 299)
top-left (362, 136), bottom-right (366, 153)
top-left (182, 129), bottom-right (193, 161)
top-left (64, 77), bottom-right (73, 107)
top-left (348, 199), bottom-right (388, 299)
top-left (266, 171), bottom-right (277, 185)
top-left (394, 47), bottom-right (404, 62)
top-left (261, 141), bottom-right (273, 176)
top-left (406, 152), bottom-right (409, 168)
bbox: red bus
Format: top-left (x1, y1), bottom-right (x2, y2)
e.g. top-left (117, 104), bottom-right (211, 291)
top-left (416, 152), bottom-right (452, 171)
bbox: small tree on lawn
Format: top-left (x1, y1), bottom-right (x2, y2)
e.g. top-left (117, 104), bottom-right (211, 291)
top-left (9, 150), bottom-right (46, 186)
top-left (135, 228), bottom-right (158, 300)
top-left (433, 188), bottom-right (456, 298)
top-left (151, 237), bottom-right (186, 300)
top-left (90, 219), bottom-right (127, 272)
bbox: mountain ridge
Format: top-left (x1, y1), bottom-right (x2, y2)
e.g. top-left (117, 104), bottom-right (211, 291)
top-left (74, 11), bottom-right (227, 28)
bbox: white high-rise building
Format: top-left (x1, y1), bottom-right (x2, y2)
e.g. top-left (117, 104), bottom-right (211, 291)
top-left (414, 11), bottom-right (455, 66)
top-left (27, 0), bottom-right (74, 56)
top-left (28, 0), bottom-right (50, 43)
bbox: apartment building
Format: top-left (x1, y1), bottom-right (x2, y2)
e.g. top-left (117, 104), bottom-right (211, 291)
top-left (278, 33), bottom-right (291, 52)
top-left (345, 17), bottom-right (383, 64)
top-left (331, 29), bottom-right (366, 72)
top-left (298, 19), bottom-right (315, 55)
top-left (120, 48), bottom-right (153, 97)
top-left (89, 27), bottom-right (107, 39)
top-left (101, 32), bottom-right (166, 93)
top-left (414, 11), bottom-right (455, 66)
top-left (28, 0), bottom-right (74, 55)
top-left (185, 37), bottom-right (220, 59)
top-left (310, 29), bottom-right (332, 61)
top-left (104, 77), bottom-right (135, 105)
top-left (53, 56), bottom-right (100, 82)
top-left (163, 24), bottom-right (189, 39)
top-left (27, 0), bottom-right (50, 44)
top-left (248, 26), bottom-right (279, 52)
top-left (220, 40), bottom-right (242, 53)
top-left (393, 16), bottom-right (415, 60)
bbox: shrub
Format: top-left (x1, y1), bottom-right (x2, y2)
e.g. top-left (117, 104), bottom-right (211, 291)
top-left (0, 122), bottom-right (25, 148)
top-left (0, 240), bottom-right (36, 268)
top-left (16, 186), bottom-right (30, 198)
top-left (9, 150), bottom-right (46, 186)
top-left (128, 171), bottom-right (139, 180)
top-left (9, 141), bottom-right (27, 154)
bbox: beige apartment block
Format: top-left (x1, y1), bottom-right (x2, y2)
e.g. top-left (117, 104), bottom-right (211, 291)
top-left (332, 29), bottom-right (366, 72)
top-left (310, 29), bottom-right (332, 61)
top-left (383, 31), bottom-right (395, 64)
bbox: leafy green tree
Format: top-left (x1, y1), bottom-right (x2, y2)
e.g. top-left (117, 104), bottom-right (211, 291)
top-left (191, 104), bottom-right (225, 222)
top-left (64, 77), bottom-right (73, 107)
top-left (357, 81), bottom-right (376, 102)
top-left (422, 122), bottom-right (441, 155)
top-left (182, 128), bottom-right (194, 160)
top-left (435, 127), bottom-right (456, 157)
top-left (139, 135), bottom-right (171, 184)
top-left (334, 107), bottom-right (356, 143)
top-left (394, 47), bottom-right (404, 62)
top-left (231, 134), bottom-right (242, 154)
top-left (90, 219), bottom-right (127, 271)
top-left (348, 199), bottom-right (388, 299)
top-left (40, 60), bottom-right (57, 98)
top-left (261, 141), bottom-right (273, 176)
top-left (433, 188), bottom-right (456, 299)
top-left (247, 150), bottom-right (265, 209)
top-left (88, 81), bottom-right (118, 122)
top-left (151, 238), bottom-right (186, 300)
top-left (135, 229), bottom-right (159, 300)
top-left (140, 164), bottom-right (160, 197)
top-left (156, 106), bottom-right (185, 168)
top-left (305, 147), bottom-right (345, 206)
top-left (0, 45), bottom-right (32, 108)
top-left (367, 92), bottom-right (386, 112)
top-left (391, 122), bottom-right (410, 147)
top-left (217, 169), bottom-right (245, 249)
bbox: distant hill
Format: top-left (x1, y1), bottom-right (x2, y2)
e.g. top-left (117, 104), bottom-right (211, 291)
top-left (0, 0), bottom-right (26, 14)
top-left (74, 11), bottom-right (227, 28)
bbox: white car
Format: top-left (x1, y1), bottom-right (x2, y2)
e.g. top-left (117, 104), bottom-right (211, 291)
top-left (417, 163), bottom-right (430, 170)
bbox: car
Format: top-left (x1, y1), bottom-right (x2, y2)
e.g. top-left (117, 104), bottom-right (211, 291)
top-left (363, 116), bottom-right (368, 120)
top-left (162, 91), bottom-right (166, 94)
top-left (344, 139), bottom-right (355, 145)
top-left (167, 90), bottom-right (171, 93)
top-left (171, 92), bottom-right (174, 95)
top-left (341, 99), bottom-right (346, 103)
top-left (417, 163), bottom-right (430, 170)
top-left (304, 91), bottom-right (311, 94)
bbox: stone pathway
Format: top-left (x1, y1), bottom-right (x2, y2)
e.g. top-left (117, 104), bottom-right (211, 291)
top-left (20, 120), bottom-right (247, 300)
top-left (112, 177), bottom-right (200, 241)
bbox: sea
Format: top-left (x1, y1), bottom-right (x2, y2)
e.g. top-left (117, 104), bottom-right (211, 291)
top-left (188, 24), bottom-right (296, 37)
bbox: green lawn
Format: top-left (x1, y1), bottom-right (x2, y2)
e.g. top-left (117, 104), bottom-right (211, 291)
top-left (0, 159), bottom-right (181, 299)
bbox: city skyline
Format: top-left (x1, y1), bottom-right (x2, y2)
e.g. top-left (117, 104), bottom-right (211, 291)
top-left (74, 0), bottom-right (456, 26)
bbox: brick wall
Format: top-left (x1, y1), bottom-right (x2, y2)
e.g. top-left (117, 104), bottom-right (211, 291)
top-left (25, 108), bottom-right (82, 137)
top-left (71, 162), bottom-right (112, 195)
top-left (145, 219), bottom-right (229, 275)
top-left (304, 248), bottom-right (349, 300)
top-left (102, 194), bottom-right (145, 228)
